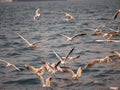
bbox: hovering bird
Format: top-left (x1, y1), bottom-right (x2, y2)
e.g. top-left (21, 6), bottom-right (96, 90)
top-left (62, 67), bottom-right (82, 80)
top-left (53, 47), bottom-right (75, 65)
top-left (84, 56), bottom-right (112, 69)
top-left (114, 9), bottom-right (120, 20)
top-left (63, 13), bottom-right (74, 21)
top-left (0, 59), bottom-right (21, 71)
top-left (111, 51), bottom-right (120, 59)
top-left (59, 33), bottom-right (86, 42)
top-left (33, 8), bottom-right (40, 20)
top-left (17, 33), bottom-right (46, 49)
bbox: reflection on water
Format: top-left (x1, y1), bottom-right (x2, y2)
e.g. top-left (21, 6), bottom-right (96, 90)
top-left (0, 0), bottom-right (120, 90)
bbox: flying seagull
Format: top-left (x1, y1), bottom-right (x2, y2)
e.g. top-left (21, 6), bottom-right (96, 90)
top-left (33, 8), bottom-right (40, 20)
top-left (59, 33), bottom-right (86, 42)
top-left (0, 59), bottom-right (21, 71)
top-left (17, 33), bottom-right (46, 49)
top-left (84, 56), bottom-right (112, 69)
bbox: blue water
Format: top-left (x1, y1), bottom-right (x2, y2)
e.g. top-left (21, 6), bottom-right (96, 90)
top-left (0, 0), bottom-right (120, 90)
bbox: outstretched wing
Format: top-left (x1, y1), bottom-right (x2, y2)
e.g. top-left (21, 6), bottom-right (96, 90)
top-left (17, 33), bottom-right (31, 45)
top-left (35, 8), bottom-right (40, 15)
top-left (32, 40), bottom-right (46, 45)
top-left (76, 67), bottom-right (82, 77)
top-left (59, 34), bottom-right (70, 39)
top-left (53, 50), bottom-right (64, 61)
top-left (84, 59), bottom-right (100, 69)
top-left (25, 64), bottom-right (38, 74)
top-left (72, 33), bottom-right (86, 39)
top-left (114, 10), bottom-right (120, 20)
top-left (63, 67), bottom-right (74, 76)
top-left (0, 59), bottom-right (9, 65)
top-left (64, 47), bottom-right (75, 61)
top-left (12, 64), bottom-right (21, 71)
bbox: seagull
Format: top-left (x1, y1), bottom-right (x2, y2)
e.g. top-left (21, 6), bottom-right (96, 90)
top-left (62, 67), bottom-right (82, 80)
top-left (0, 59), bottom-right (21, 71)
top-left (63, 13), bottom-right (74, 21)
top-left (111, 51), bottom-right (120, 59)
top-left (25, 65), bottom-right (52, 87)
top-left (33, 8), bottom-right (40, 20)
top-left (114, 9), bottom-right (120, 20)
top-left (59, 33), bottom-right (86, 42)
top-left (42, 61), bottom-right (61, 75)
top-left (17, 33), bottom-right (46, 49)
top-left (25, 64), bottom-right (46, 76)
top-left (84, 56), bottom-right (112, 69)
top-left (53, 47), bottom-right (75, 65)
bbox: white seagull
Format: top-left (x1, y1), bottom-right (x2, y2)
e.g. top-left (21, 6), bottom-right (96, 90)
top-left (33, 8), bottom-right (40, 20)
top-left (0, 59), bottom-right (21, 71)
top-left (59, 33), bottom-right (86, 42)
top-left (63, 13), bottom-right (74, 21)
top-left (84, 56), bottom-right (112, 69)
top-left (17, 33), bottom-right (46, 49)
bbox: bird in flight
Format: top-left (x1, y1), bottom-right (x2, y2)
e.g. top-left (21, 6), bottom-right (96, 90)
top-left (17, 33), bottom-right (46, 49)
top-left (63, 13), bottom-right (74, 21)
top-left (33, 8), bottom-right (40, 20)
top-left (59, 33), bottom-right (86, 42)
top-left (0, 59), bottom-right (21, 71)
top-left (84, 56), bottom-right (112, 69)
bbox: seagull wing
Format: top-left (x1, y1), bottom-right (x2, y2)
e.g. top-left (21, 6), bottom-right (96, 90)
top-left (64, 47), bottom-right (75, 61)
top-left (72, 33), bottom-right (86, 39)
top-left (59, 34), bottom-right (70, 39)
top-left (35, 8), bottom-right (40, 15)
top-left (0, 59), bottom-right (9, 65)
top-left (54, 61), bottom-right (61, 70)
top-left (75, 55), bottom-right (81, 59)
top-left (63, 67), bottom-right (74, 76)
top-left (76, 67), bottom-right (82, 77)
top-left (84, 59), bottom-right (100, 69)
top-left (32, 40), bottom-right (47, 45)
top-left (25, 65), bottom-right (38, 74)
top-left (114, 10), bottom-right (120, 20)
top-left (53, 50), bottom-right (64, 61)
top-left (17, 33), bottom-right (31, 45)
top-left (38, 65), bottom-right (46, 74)
top-left (12, 64), bottom-right (21, 71)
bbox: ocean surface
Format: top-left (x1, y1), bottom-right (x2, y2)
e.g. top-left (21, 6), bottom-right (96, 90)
top-left (0, 0), bottom-right (120, 90)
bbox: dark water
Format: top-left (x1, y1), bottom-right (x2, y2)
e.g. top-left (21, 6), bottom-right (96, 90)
top-left (0, 0), bottom-right (120, 90)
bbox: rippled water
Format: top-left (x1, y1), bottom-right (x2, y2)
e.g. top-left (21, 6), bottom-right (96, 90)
top-left (0, 0), bottom-right (120, 90)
